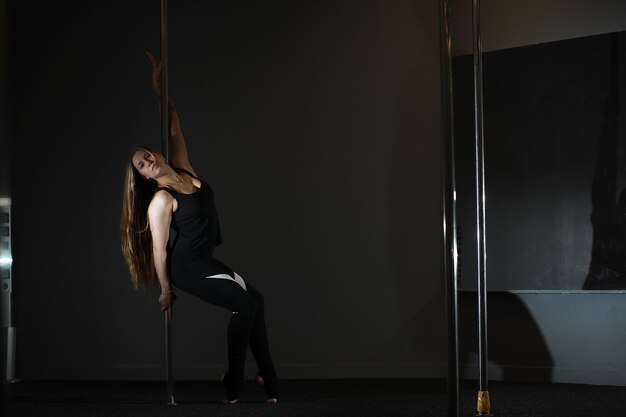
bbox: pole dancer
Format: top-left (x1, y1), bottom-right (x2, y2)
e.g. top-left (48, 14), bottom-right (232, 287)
top-left (120, 36), bottom-right (279, 411)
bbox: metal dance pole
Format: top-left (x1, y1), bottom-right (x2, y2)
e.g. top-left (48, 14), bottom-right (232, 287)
top-left (439, 0), bottom-right (459, 416)
top-left (164, 311), bottom-right (175, 405)
top-left (160, 0), bottom-right (170, 161)
top-left (160, 0), bottom-right (175, 406)
top-left (472, 0), bottom-right (491, 414)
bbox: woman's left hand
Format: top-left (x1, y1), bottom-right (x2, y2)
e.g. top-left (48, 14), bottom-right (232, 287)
top-left (159, 292), bottom-right (177, 321)
top-left (145, 50), bottom-right (163, 96)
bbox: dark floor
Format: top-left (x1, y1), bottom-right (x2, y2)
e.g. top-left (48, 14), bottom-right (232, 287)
top-left (4, 378), bottom-right (626, 417)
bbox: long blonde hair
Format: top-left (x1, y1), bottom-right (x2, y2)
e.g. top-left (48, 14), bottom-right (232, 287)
top-left (120, 146), bottom-right (159, 289)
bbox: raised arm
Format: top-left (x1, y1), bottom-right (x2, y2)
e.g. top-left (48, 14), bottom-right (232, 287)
top-left (147, 190), bottom-right (177, 321)
top-left (167, 101), bottom-right (196, 174)
top-left (145, 51), bottom-right (197, 176)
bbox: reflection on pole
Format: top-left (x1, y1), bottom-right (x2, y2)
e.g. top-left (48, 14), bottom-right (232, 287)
top-left (472, 0), bottom-right (491, 414)
top-left (439, 0), bottom-right (459, 416)
top-left (160, 0), bottom-right (175, 406)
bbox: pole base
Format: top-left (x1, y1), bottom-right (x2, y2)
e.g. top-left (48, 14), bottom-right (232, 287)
top-left (476, 390), bottom-right (492, 415)
top-left (165, 395), bottom-right (177, 406)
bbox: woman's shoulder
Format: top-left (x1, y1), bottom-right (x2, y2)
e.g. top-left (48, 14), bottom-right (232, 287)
top-left (151, 189), bottom-right (175, 205)
top-left (148, 190), bottom-right (177, 217)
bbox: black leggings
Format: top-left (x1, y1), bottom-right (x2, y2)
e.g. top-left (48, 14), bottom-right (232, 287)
top-left (172, 274), bottom-right (276, 385)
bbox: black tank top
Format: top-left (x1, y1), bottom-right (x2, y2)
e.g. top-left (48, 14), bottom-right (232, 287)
top-left (158, 168), bottom-right (223, 267)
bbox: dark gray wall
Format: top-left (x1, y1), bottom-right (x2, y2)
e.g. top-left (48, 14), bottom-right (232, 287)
top-left (9, 1), bottom-right (445, 380)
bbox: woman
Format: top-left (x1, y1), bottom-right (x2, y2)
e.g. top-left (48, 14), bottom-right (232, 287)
top-left (120, 52), bottom-right (279, 404)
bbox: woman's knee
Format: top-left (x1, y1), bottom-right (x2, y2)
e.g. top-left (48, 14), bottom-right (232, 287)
top-left (247, 286), bottom-right (265, 311)
top-left (233, 294), bottom-right (258, 318)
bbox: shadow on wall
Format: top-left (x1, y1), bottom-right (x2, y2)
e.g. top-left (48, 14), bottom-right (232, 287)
top-left (459, 292), bottom-right (554, 382)
top-left (584, 32), bottom-right (626, 290)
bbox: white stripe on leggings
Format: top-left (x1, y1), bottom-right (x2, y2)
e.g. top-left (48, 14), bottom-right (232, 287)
top-left (204, 272), bottom-right (247, 291)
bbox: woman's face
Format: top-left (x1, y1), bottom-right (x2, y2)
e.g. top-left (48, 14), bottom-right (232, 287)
top-left (132, 149), bottom-right (163, 179)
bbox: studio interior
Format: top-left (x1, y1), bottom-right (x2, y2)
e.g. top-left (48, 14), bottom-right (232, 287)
top-left (1, 1), bottom-right (626, 416)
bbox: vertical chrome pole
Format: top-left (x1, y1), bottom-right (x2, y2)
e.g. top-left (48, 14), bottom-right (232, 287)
top-left (472, 0), bottom-right (491, 414)
top-left (165, 312), bottom-right (175, 405)
top-left (161, 0), bottom-right (170, 162)
top-left (439, 0), bottom-right (459, 416)
top-left (160, 0), bottom-right (175, 406)
top-left (160, 0), bottom-right (170, 162)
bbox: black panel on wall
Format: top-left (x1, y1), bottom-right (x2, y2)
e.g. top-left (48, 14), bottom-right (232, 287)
top-left (454, 30), bottom-right (626, 291)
